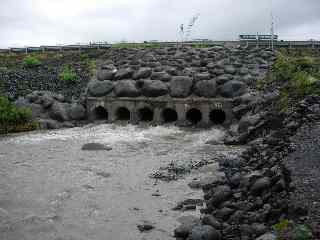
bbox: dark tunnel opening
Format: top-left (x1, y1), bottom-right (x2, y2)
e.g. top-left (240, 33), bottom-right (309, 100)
top-left (116, 107), bottom-right (131, 121)
top-left (138, 107), bottom-right (154, 122)
top-left (186, 108), bottom-right (202, 125)
top-left (93, 106), bottom-right (108, 120)
top-left (162, 108), bottom-right (178, 123)
top-left (209, 109), bottom-right (226, 125)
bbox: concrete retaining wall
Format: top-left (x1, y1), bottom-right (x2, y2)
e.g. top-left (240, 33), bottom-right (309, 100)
top-left (87, 97), bottom-right (233, 127)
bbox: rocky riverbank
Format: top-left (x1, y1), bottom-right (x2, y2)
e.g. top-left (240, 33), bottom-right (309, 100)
top-left (172, 94), bottom-right (320, 240)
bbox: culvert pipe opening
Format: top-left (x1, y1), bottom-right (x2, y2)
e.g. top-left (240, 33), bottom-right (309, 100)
top-left (138, 107), bottom-right (154, 122)
top-left (186, 108), bottom-right (202, 125)
top-left (162, 108), bottom-right (178, 123)
top-left (116, 107), bottom-right (130, 121)
top-left (209, 109), bottom-right (226, 125)
top-left (93, 106), bottom-right (108, 120)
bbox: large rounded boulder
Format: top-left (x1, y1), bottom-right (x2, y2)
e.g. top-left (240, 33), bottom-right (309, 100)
top-left (114, 80), bottom-right (140, 97)
top-left (190, 225), bottom-right (221, 240)
top-left (133, 67), bottom-right (152, 80)
top-left (49, 102), bottom-right (70, 122)
top-left (170, 76), bottom-right (193, 98)
top-left (69, 103), bottom-right (86, 120)
top-left (115, 68), bottom-right (133, 80)
top-left (141, 80), bottom-right (168, 97)
top-left (97, 69), bottom-right (116, 81)
top-left (194, 80), bottom-right (217, 98)
top-left (88, 80), bottom-right (114, 97)
top-left (219, 80), bottom-right (248, 98)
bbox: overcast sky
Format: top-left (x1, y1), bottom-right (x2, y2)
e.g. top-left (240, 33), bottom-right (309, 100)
top-left (1, 0), bottom-right (320, 48)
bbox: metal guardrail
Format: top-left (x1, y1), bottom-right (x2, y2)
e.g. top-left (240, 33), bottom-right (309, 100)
top-left (0, 41), bottom-right (319, 54)
top-left (0, 43), bottom-right (112, 54)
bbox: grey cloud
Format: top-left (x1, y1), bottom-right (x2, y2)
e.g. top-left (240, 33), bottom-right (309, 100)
top-left (0, 0), bottom-right (319, 48)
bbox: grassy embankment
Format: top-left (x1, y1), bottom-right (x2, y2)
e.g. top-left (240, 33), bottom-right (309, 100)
top-left (0, 52), bottom-right (97, 134)
top-left (257, 48), bottom-right (320, 113)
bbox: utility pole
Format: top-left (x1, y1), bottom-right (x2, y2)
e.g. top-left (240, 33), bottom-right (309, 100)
top-left (270, 11), bottom-right (275, 51)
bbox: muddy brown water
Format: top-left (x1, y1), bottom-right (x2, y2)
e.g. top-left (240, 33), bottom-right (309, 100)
top-left (0, 124), bottom-right (242, 240)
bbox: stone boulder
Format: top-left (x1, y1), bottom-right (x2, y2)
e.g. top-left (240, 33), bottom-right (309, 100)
top-left (97, 69), bottom-right (116, 81)
top-left (114, 80), bottom-right (140, 97)
top-left (150, 72), bottom-right (172, 82)
top-left (115, 68), bottom-right (133, 80)
top-left (81, 143), bottom-right (112, 151)
top-left (38, 119), bottom-right (60, 130)
top-left (170, 76), bottom-right (193, 98)
top-left (219, 80), bottom-right (248, 98)
top-left (195, 73), bottom-right (211, 82)
top-left (194, 80), bottom-right (217, 98)
top-left (49, 101), bottom-right (69, 122)
top-left (238, 113), bottom-right (263, 134)
top-left (69, 103), bottom-right (86, 120)
top-left (40, 93), bottom-right (54, 108)
top-left (224, 65), bottom-right (237, 74)
top-left (190, 225), bottom-right (221, 240)
top-left (216, 74), bottom-right (233, 85)
top-left (207, 185), bottom-right (232, 207)
top-left (141, 80), bottom-right (168, 97)
top-left (88, 80), bottom-right (114, 97)
top-left (133, 67), bottom-right (152, 80)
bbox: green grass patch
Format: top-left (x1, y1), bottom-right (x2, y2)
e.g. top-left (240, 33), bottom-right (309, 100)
top-left (268, 51), bottom-right (320, 112)
top-left (59, 65), bottom-right (77, 82)
top-left (0, 96), bottom-right (37, 134)
top-left (272, 220), bottom-right (313, 240)
top-left (23, 55), bottom-right (41, 68)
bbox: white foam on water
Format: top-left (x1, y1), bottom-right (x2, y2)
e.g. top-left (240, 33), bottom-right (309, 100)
top-left (4, 124), bottom-right (187, 145)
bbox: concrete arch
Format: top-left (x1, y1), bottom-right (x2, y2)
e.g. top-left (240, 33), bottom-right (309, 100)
top-left (186, 108), bottom-right (202, 125)
top-left (209, 109), bottom-right (226, 125)
top-left (92, 106), bottom-right (108, 120)
top-left (116, 107), bottom-right (131, 120)
top-left (162, 108), bottom-right (178, 123)
top-left (138, 107), bottom-right (154, 122)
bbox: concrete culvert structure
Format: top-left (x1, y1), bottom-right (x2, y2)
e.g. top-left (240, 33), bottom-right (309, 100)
top-left (138, 107), bottom-right (154, 122)
top-left (209, 109), bottom-right (226, 124)
top-left (116, 107), bottom-right (130, 120)
top-left (186, 108), bottom-right (202, 125)
top-left (93, 106), bottom-right (108, 120)
top-left (162, 108), bottom-right (178, 123)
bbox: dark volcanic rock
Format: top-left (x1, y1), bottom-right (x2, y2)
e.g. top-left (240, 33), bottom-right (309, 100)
top-left (97, 69), bottom-right (116, 81)
top-left (219, 80), bottom-right (248, 98)
top-left (207, 185), bottom-right (232, 207)
top-left (115, 68), bottom-right (133, 80)
top-left (170, 76), bottom-right (193, 98)
top-left (194, 79), bottom-right (217, 98)
top-left (190, 225), bottom-right (221, 240)
top-left (133, 67), bottom-right (152, 80)
top-left (88, 80), bottom-right (114, 97)
top-left (49, 101), bottom-right (69, 122)
top-left (250, 177), bottom-right (271, 196)
top-left (150, 71), bottom-right (172, 82)
top-left (69, 103), bottom-right (86, 120)
top-left (114, 80), bottom-right (140, 97)
top-left (81, 143), bottom-right (112, 151)
top-left (141, 80), bottom-right (168, 97)
top-left (137, 223), bottom-right (154, 232)
top-left (201, 215), bottom-right (221, 229)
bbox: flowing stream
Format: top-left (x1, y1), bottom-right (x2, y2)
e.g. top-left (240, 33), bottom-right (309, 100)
top-left (0, 124), bottom-right (242, 240)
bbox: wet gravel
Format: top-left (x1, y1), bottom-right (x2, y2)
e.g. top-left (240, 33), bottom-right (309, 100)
top-left (286, 122), bottom-right (320, 225)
